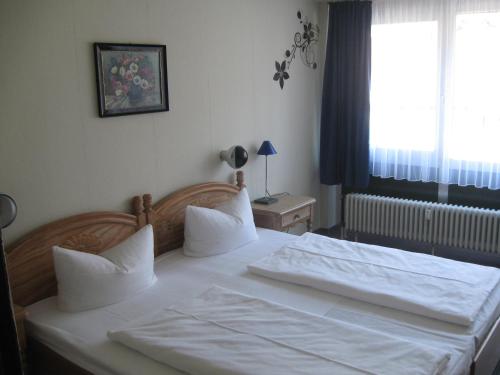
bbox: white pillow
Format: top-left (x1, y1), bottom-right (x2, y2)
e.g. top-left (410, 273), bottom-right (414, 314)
top-left (53, 224), bottom-right (157, 312)
top-left (183, 188), bottom-right (258, 257)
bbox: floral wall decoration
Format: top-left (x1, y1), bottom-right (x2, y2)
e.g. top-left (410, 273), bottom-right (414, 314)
top-left (273, 10), bottom-right (319, 90)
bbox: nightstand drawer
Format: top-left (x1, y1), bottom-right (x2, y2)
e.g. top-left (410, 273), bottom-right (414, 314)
top-left (282, 206), bottom-right (311, 228)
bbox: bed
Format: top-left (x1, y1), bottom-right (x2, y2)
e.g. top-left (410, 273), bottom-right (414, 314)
top-left (6, 171), bottom-right (500, 375)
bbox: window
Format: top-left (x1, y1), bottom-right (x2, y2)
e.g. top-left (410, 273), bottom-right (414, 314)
top-left (370, 1), bottom-right (500, 190)
top-left (371, 21), bottom-right (438, 153)
top-left (446, 12), bottom-right (500, 165)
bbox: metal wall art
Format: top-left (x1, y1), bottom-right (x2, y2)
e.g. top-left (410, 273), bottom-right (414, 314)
top-left (273, 10), bottom-right (319, 90)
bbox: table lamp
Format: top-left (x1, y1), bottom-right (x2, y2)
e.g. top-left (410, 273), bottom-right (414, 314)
top-left (254, 140), bottom-right (278, 205)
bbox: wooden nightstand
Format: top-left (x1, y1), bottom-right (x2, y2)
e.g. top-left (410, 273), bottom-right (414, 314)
top-left (252, 195), bottom-right (316, 232)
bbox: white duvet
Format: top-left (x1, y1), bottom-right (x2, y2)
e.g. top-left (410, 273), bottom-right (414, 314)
top-left (248, 233), bottom-right (500, 327)
top-left (109, 286), bottom-right (453, 375)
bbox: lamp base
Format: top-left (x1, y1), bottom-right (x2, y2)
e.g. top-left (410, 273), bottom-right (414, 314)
top-left (254, 196), bottom-right (278, 205)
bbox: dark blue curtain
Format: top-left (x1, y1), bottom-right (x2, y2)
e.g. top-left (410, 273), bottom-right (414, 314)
top-left (320, 1), bottom-right (372, 188)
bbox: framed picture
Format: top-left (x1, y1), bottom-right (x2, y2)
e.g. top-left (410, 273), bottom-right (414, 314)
top-left (94, 43), bottom-right (169, 117)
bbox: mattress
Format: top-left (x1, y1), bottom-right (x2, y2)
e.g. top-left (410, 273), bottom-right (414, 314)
top-left (25, 228), bottom-right (500, 375)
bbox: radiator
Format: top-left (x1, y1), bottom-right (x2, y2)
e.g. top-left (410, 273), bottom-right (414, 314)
top-left (345, 193), bottom-right (500, 254)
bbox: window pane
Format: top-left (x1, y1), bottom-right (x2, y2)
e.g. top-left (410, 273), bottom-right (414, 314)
top-left (446, 12), bottom-right (500, 164)
top-left (370, 22), bottom-right (439, 151)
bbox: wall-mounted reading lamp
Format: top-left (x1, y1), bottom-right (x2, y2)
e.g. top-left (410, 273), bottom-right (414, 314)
top-left (220, 145), bottom-right (248, 169)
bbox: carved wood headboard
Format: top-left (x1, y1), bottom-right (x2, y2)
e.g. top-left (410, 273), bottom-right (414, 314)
top-left (5, 172), bottom-right (244, 307)
top-left (6, 197), bottom-right (146, 307)
top-left (146, 171), bottom-right (245, 256)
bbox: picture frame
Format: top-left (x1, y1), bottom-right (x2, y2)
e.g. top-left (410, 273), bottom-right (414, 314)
top-left (94, 43), bottom-right (169, 117)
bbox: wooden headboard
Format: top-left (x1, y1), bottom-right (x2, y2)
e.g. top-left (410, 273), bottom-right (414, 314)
top-left (146, 171), bottom-right (245, 255)
top-left (5, 171), bottom-right (244, 307)
top-left (6, 197), bottom-right (146, 307)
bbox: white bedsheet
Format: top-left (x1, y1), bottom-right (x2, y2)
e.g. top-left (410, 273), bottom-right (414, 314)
top-left (109, 286), bottom-right (454, 375)
top-left (249, 232), bottom-right (500, 326)
top-left (25, 229), bottom-right (500, 375)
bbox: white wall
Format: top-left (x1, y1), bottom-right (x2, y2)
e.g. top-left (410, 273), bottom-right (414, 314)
top-left (0, 0), bottom-right (324, 244)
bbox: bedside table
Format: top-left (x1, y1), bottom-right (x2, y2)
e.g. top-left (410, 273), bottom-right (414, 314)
top-left (252, 195), bottom-right (316, 232)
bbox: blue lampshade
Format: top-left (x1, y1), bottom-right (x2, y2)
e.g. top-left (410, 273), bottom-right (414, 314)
top-left (257, 141), bottom-right (277, 156)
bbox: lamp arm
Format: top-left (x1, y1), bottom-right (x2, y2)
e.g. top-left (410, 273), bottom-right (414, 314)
top-left (0, 229), bottom-right (24, 374)
top-left (265, 155), bottom-right (271, 198)
top-left (0, 193), bottom-right (23, 374)
top-left (265, 155), bottom-right (267, 198)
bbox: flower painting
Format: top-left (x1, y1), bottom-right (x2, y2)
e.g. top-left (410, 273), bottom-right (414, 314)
top-left (94, 43), bottom-right (169, 117)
